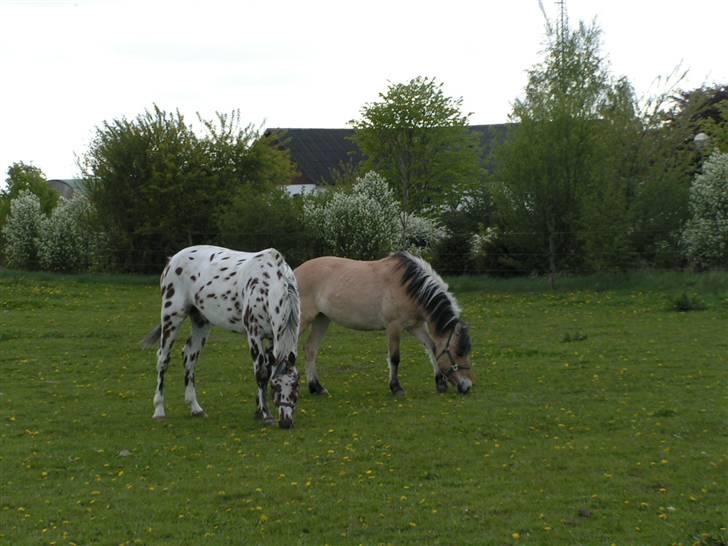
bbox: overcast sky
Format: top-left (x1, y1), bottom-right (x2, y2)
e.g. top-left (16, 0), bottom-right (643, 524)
top-left (1, 0), bottom-right (726, 181)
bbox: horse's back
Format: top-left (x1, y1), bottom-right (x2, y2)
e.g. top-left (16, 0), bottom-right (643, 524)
top-left (295, 255), bottom-right (410, 330)
top-left (161, 246), bottom-right (291, 332)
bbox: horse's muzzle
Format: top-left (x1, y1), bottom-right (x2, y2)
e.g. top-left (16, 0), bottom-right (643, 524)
top-left (457, 379), bottom-right (472, 395)
top-left (279, 416), bottom-right (293, 429)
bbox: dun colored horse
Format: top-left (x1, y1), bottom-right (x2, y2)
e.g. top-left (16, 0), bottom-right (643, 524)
top-left (295, 251), bottom-right (473, 396)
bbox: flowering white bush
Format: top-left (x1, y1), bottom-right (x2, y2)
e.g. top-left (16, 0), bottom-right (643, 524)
top-left (304, 172), bottom-right (400, 259)
top-left (38, 196), bottom-right (95, 272)
top-left (469, 225), bottom-right (500, 261)
top-left (682, 152), bottom-right (728, 267)
top-left (399, 212), bottom-right (449, 258)
top-left (304, 172), bottom-right (448, 260)
top-left (2, 190), bottom-right (44, 269)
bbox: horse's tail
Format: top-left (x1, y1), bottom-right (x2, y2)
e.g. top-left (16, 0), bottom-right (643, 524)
top-left (269, 253), bottom-right (300, 366)
top-left (142, 325), bottom-right (161, 349)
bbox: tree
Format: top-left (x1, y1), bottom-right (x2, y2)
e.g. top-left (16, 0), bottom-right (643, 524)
top-left (82, 106), bottom-right (295, 273)
top-left (493, 9), bottom-right (644, 278)
top-left (682, 152), bottom-right (728, 268)
top-left (681, 84), bottom-right (728, 152)
top-left (350, 76), bottom-right (483, 223)
top-left (0, 163), bottom-right (58, 240)
top-left (625, 82), bottom-right (721, 266)
top-left (216, 183), bottom-right (312, 267)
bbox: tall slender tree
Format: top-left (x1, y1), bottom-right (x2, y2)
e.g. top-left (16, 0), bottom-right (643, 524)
top-left (493, 6), bottom-right (640, 279)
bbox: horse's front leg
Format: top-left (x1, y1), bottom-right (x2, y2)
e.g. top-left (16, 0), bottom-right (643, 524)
top-left (387, 324), bottom-right (405, 397)
top-left (303, 314), bottom-right (330, 395)
top-left (249, 336), bottom-right (274, 425)
top-left (409, 324), bottom-right (447, 393)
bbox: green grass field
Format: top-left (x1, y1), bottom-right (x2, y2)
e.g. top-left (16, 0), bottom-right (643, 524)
top-left (1, 270), bottom-right (726, 546)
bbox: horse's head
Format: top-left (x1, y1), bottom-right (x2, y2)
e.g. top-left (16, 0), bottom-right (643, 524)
top-left (434, 321), bottom-right (473, 394)
top-left (271, 353), bottom-right (300, 429)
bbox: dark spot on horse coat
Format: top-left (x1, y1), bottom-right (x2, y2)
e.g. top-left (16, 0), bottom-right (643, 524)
top-left (164, 300), bottom-right (172, 308)
top-left (175, 267), bottom-right (183, 275)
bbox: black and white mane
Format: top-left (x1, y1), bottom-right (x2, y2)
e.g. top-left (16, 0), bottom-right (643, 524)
top-left (394, 251), bottom-right (461, 331)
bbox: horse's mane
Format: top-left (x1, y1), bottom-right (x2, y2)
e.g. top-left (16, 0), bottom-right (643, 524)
top-left (392, 251), bottom-right (461, 336)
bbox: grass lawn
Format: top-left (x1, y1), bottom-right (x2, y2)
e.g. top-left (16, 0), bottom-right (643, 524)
top-left (0, 270), bottom-right (726, 545)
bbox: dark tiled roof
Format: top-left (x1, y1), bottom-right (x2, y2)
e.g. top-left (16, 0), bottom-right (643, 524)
top-left (266, 128), bottom-right (363, 185)
top-left (267, 124), bottom-right (514, 185)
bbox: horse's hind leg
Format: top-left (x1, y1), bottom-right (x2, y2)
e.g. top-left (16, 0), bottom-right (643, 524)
top-left (387, 324), bottom-right (405, 396)
top-left (153, 312), bottom-right (186, 419)
top-left (183, 308), bottom-right (210, 417)
top-left (303, 314), bottom-right (330, 395)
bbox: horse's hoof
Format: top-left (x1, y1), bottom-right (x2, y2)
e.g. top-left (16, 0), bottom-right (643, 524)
top-left (308, 380), bottom-right (328, 396)
top-left (255, 412), bottom-right (275, 426)
top-left (392, 388), bottom-right (406, 398)
top-left (191, 410), bottom-right (207, 417)
top-left (152, 415), bottom-right (166, 421)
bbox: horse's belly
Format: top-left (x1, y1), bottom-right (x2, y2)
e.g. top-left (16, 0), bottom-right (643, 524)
top-left (321, 304), bottom-right (386, 331)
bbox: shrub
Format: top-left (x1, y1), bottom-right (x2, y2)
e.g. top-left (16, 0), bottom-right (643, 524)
top-left (2, 190), bottom-right (44, 269)
top-left (38, 196), bottom-right (97, 272)
top-left (216, 184), bottom-right (313, 267)
top-left (682, 152), bottom-right (728, 268)
top-left (399, 213), bottom-right (449, 260)
top-left (304, 172), bottom-right (400, 260)
top-left (669, 292), bottom-right (707, 312)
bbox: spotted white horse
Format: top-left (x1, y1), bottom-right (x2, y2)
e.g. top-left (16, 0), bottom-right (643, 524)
top-left (143, 245), bottom-right (301, 428)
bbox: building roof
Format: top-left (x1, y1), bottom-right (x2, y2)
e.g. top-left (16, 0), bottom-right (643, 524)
top-left (266, 128), bottom-right (363, 186)
top-left (267, 124), bottom-right (513, 185)
top-left (47, 179), bottom-right (85, 200)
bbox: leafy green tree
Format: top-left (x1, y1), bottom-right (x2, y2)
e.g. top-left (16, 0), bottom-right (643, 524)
top-left (350, 76), bottom-right (483, 222)
top-left (1, 163), bottom-right (59, 242)
top-left (216, 183), bottom-right (312, 267)
top-left (494, 14), bottom-right (631, 278)
top-left (625, 83), bottom-right (718, 266)
top-left (82, 106), bottom-right (295, 273)
top-left (687, 85), bottom-right (728, 152)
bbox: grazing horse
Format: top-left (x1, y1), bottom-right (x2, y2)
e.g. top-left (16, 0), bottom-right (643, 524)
top-left (143, 245), bottom-right (301, 428)
top-left (295, 251), bottom-right (473, 396)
